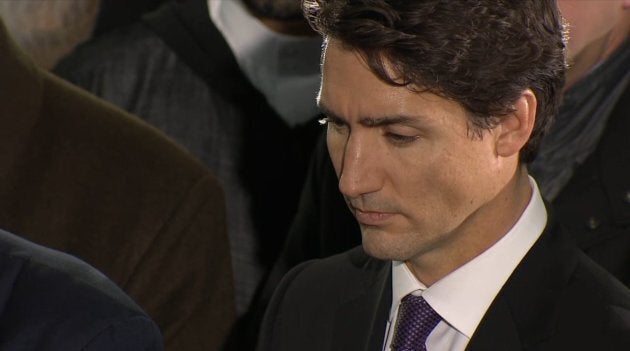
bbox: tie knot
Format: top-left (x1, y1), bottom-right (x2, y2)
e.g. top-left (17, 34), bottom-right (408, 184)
top-left (391, 294), bottom-right (441, 351)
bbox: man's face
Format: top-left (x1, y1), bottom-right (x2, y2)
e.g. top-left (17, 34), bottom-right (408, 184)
top-left (319, 40), bottom-right (513, 264)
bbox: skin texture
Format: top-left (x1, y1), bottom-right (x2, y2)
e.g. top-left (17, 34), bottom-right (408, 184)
top-left (558, 0), bottom-right (630, 88)
top-left (320, 39), bottom-right (536, 285)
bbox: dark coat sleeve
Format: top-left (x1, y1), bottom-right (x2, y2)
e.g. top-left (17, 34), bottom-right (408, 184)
top-left (83, 316), bottom-right (163, 351)
top-left (256, 261), bottom-right (313, 351)
top-left (0, 230), bottom-right (163, 351)
top-left (552, 85), bottom-right (630, 287)
top-left (120, 175), bottom-right (235, 351)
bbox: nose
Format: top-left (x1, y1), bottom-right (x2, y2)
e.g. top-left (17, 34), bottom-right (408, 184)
top-left (334, 132), bottom-right (383, 198)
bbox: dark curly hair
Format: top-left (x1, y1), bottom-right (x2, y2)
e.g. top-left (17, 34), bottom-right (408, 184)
top-left (303, 0), bottom-right (566, 163)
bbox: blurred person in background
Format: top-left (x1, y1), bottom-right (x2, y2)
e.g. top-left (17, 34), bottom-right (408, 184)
top-left (0, 17), bottom-right (234, 351)
top-left (0, 0), bottom-right (166, 69)
top-left (0, 0), bottom-right (100, 69)
top-left (55, 0), bottom-right (324, 321)
top-left (531, 0), bottom-right (630, 283)
top-left (0, 228), bottom-right (163, 350)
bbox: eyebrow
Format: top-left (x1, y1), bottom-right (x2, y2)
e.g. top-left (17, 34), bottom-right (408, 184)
top-left (318, 101), bottom-right (426, 128)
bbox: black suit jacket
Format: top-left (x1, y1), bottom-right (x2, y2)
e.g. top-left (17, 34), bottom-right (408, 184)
top-left (0, 228), bottom-right (162, 350)
top-left (553, 84), bottom-right (630, 285)
top-left (272, 82), bottom-right (630, 287)
top-left (259, 218), bottom-right (630, 350)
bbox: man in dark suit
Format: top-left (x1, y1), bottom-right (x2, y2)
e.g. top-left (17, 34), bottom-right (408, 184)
top-left (0, 18), bottom-right (234, 351)
top-left (258, 1), bottom-right (630, 350)
top-left (0, 228), bottom-right (162, 350)
top-left (274, 0), bottom-right (630, 291)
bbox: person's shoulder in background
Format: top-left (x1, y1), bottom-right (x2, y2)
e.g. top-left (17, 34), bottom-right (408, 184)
top-left (0, 16), bottom-right (235, 351)
top-left (0, 228), bottom-right (163, 351)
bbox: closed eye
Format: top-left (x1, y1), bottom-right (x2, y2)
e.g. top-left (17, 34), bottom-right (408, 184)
top-left (384, 132), bottom-right (419, 146)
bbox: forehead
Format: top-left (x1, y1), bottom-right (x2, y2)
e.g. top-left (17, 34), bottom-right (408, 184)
top-left (319, 39), bottom-right (468, 123)
top-left (320, 40), bottom-right (413, 114)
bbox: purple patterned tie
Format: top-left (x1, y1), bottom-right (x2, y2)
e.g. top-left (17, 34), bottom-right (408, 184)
top-left (391, 294), bottom-right (442, 351)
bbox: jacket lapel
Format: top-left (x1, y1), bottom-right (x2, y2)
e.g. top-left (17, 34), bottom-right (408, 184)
top-left (467, 214), bottom-right (579, 350)
top-left (465, 293), bottom-right (522, 350)
top-left (324, 213), bottom-right (580, 351)
top-left (331, 254), bottom-right (392, 351)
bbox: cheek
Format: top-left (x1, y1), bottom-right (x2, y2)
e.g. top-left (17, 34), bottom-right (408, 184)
top-left (440, 152), bottom-right (501, 212)
top-left (403, 146), bottom-right (493, 208)
top-left (392, 154), bottom-right (452, 209)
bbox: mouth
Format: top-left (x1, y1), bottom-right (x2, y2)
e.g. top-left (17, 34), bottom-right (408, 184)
top-left (352, 206), bottom-right (396, 226)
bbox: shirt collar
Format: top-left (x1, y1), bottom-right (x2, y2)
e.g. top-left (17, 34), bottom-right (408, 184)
top-left (207, 0), bottom-right (322, 125)
top-left (391, 176), bottom-right (547, 338)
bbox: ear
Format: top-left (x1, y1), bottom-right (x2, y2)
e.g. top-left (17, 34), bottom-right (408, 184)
top-left (494, 89), bottom-right (537, 158)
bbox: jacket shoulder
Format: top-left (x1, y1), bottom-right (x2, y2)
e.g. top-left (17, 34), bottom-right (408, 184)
top-left (259, 247), bottom-right (388, 351)
top-left (279, 246), bottom-right (383, 298)
top-left (0, 229), bottom-right (163, 350)
top-left (545, 252), bottom-right (630, 349)
top-left (573, 252), bottom-right (630, 325)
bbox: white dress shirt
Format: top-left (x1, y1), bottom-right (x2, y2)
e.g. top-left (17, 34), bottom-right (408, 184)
top-left (207, 0), bottom-right (322, 126)
top-left (383, 176), bottom-right (548, 351)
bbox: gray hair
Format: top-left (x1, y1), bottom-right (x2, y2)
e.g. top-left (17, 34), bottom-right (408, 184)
top-left (0, 0), bottom-right (100, 69)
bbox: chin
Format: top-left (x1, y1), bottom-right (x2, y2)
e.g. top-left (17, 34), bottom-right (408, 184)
top-left (360, 227), bottom-right (414, 262)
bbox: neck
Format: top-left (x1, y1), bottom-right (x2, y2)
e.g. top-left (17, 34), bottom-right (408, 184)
top-left (565, 14), bottom-right (630, 90)
top-left (406, 167), bottom-right (532, 286)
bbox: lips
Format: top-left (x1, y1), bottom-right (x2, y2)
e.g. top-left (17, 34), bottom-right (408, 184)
top-left (353, 207), bottom-right (396, 226)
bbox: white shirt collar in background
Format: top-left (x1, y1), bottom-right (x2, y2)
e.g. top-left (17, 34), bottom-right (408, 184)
top-left (208, 0), bottom-right (322, 126)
